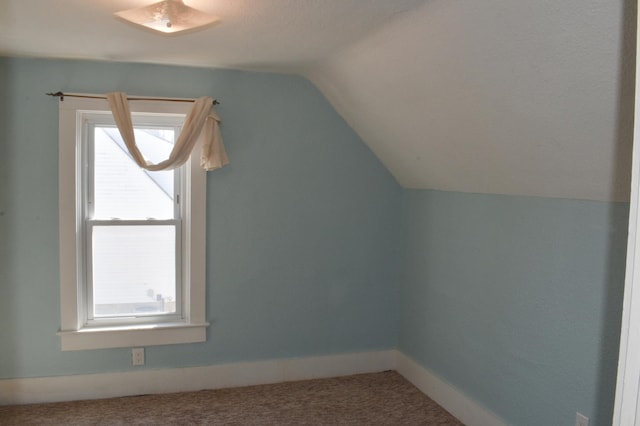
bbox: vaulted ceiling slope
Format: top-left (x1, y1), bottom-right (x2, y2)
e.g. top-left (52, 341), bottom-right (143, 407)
top-left (0, 0), bottom-right (634, 202)
top-left (308, 0), bottom-right (635, 202)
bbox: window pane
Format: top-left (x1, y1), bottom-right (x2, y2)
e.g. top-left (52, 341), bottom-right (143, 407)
top-left (93, 127), bottom-right (176, 219)
top-left (92, 225), bottom-right (177, 317)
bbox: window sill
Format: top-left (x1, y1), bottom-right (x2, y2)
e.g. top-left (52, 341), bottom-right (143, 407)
top-left (57, 322), bottom-right (209, 351)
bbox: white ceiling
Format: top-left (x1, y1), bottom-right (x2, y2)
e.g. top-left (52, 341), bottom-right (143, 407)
top-left (0, 0), bottom-right (426, 72)
top-left (0, 0), bottom-right (634, 201)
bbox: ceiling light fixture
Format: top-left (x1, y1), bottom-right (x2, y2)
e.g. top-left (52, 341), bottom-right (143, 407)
top-left (115, 0), bottom-right (220, 35)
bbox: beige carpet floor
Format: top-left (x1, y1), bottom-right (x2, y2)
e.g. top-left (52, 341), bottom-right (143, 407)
top-left (0, 371), bottom-right (463, 425)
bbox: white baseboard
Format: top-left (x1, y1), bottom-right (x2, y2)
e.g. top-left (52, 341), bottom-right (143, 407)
top-left (0, 350), bottom-right (395, 405)
top-left (2, 349), bottom-right (506, 426)
top-left (395, 351), bottom-right (506, 426)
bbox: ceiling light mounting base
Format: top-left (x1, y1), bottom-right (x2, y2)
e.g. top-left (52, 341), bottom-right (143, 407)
top-left (115, 0), bottom-right (219, 35)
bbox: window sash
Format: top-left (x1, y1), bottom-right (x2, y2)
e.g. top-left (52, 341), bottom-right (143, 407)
top-left (84, 220), bottom-right (183, 326)
top-left (85, 121), bottom-right (183, 221)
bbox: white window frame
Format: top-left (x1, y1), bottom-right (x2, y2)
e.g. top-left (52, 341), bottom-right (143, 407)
top-left (58, 96), bottom-right (209, 351)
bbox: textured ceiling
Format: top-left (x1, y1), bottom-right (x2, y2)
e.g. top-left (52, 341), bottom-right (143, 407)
top-left (0, 0), bottom-right (426, 72)
top-left (0, 0), bottom-right (634, 201)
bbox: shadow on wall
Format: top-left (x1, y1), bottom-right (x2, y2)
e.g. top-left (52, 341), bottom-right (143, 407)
top-left (0, 58), bottom-right (17, 379)
top-left (596, 202), bottom-right (630, 425)
top-left (596, 0), bottom-right (637, 423)
top-left (611, 0), bottom-right (636, 202)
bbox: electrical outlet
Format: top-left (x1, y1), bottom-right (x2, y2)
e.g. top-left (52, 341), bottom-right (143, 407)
top-left (576, 412), bottom-right (589, 426)
top-left (132, 348), bottom-right (144, 366)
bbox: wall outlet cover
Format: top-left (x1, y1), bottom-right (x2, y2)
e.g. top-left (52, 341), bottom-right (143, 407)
top-left (132, 348), bottom-right (145, 366)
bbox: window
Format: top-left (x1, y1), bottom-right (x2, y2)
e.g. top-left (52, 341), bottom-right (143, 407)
top-left (58, 97), bottom-right (208, 350)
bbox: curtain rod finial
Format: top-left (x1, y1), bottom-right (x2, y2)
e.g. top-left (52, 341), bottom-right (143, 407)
top-left (46, 91), bottom-right (65, 101)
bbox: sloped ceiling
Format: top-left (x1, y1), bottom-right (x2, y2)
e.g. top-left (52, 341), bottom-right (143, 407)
top-left (0, 0), bottom-right (634, 201)
top-left (308, 0), bottom-right (635, 202)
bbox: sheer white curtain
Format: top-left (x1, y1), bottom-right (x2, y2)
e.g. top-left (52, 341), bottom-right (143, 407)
top-left (106, 92), bottom-right (229, 171)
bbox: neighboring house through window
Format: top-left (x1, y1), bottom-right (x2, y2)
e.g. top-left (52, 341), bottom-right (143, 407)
top-left (58, 96), bottom-right (208, 350)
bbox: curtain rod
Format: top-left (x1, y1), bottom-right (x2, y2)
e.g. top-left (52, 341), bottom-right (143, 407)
top-left (46, 91), bottom-right (220, 105)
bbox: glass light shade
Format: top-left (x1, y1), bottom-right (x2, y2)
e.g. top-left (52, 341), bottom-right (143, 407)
top-left (115, 0), bottom-right (219, 35)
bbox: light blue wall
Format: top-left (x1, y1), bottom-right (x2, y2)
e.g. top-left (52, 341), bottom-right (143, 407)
top-left (0, 56), bottom-right (630, 426)
top-left (400, 189), bottom-right (628, 426)
top-left (0, 57), bottom-right (402, 378)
